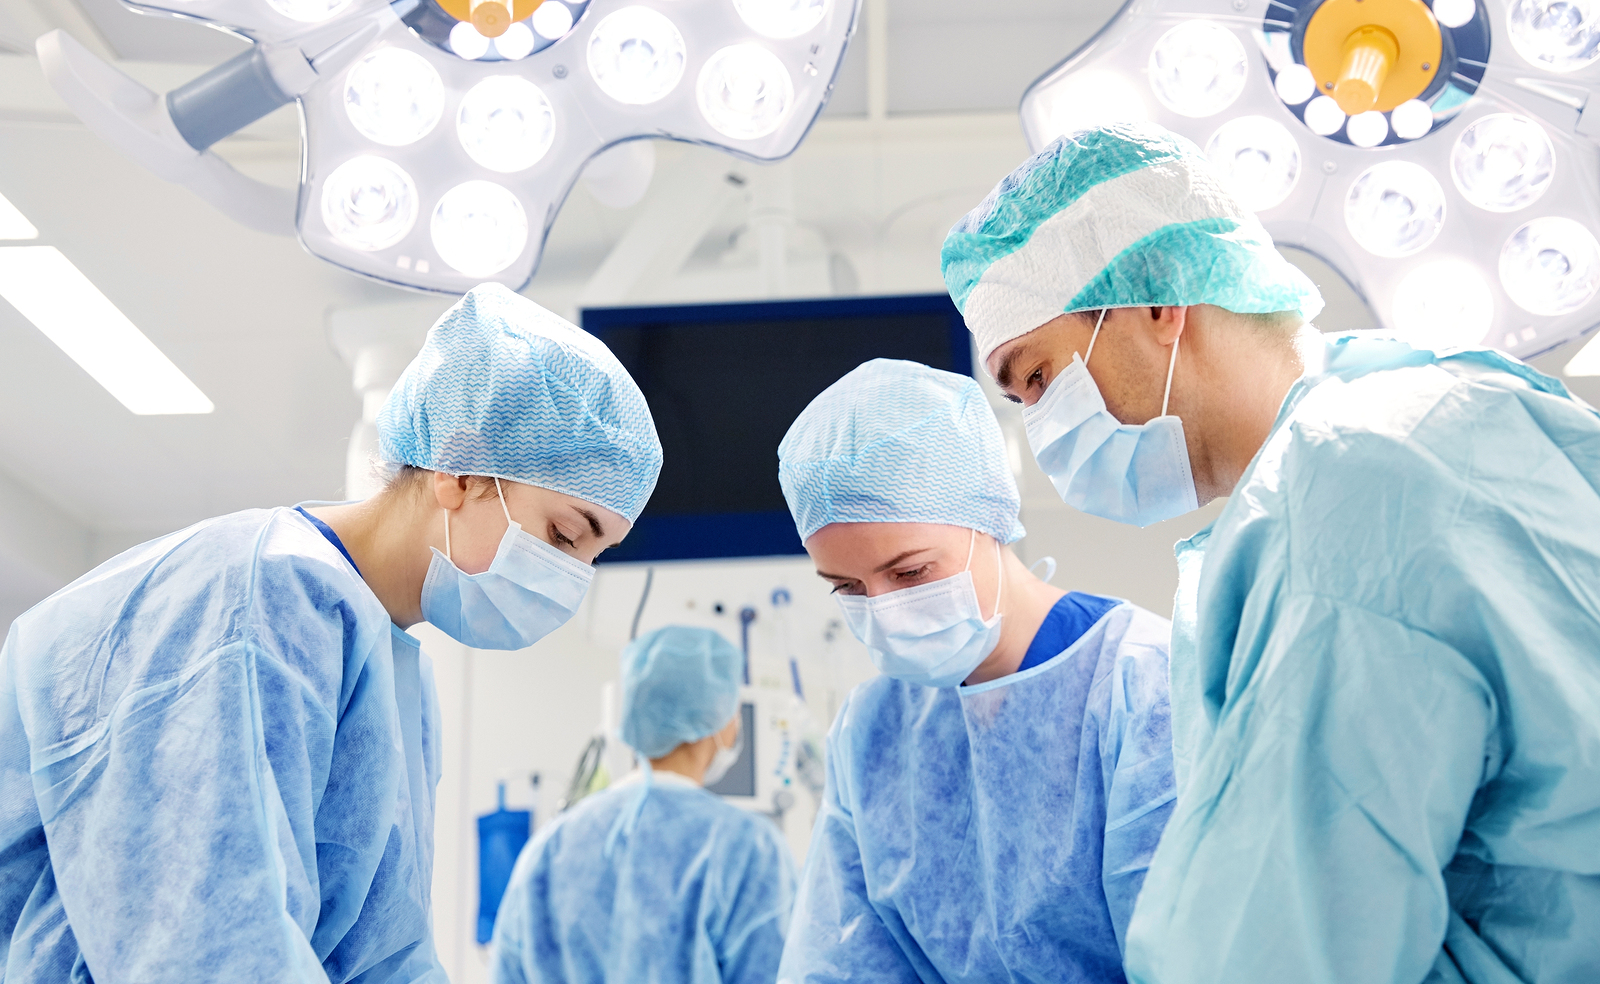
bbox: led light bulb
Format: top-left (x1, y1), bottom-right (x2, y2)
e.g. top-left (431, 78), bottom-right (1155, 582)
top-left (1392, 259), bottom-right (1494, 348)
top-left (1346, 110), bottom-right (1389, 147)
top-left (1345, 160), bottom-right (1446, 257)
top-left (344, 48), bottom-right (444, 147)
top-left (1274, 64), bottom-right (1316, 105)
top-left (532, 0), bottom-right (574, 39)
top-left (458, 76), bottom-right (556, 173)
top-left (450, 21), bottom-right (492, 60)
top-left (1303, 95), bottom-right (1346, 136)
top-left (1500, 217), bottom-right (1600, 315)
top-left (431, 180), bottom-right (528, 277)
top-left (696, 44), bottom-right (794, 140)
top-left (494, 21), bottom-right (535, 60)
top-left (734, 0), bottom-right (828, 38)
top-left (1148, 21), bottom-right (1248, 118)
top-left (1205, 116), bottom-right (1301, 212)
top-left (1450, 113), bottom-right (1555, 212)
top-left (1390, 99), bottom-right (1433, 139)
top-left (1432, 0), bottom-right (1477, 28)
top-left (587, 7), bottom-right (687, 105)
top-left (266, 0), bottom-right (352, 22)
top-left (1507, 0), bottom-right (1600, 71)
top-left (321, 155), bottom-right (418, 251)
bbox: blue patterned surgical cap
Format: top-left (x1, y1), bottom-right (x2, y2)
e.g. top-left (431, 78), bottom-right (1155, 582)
top-left (377, 284), bottom-right (663, 523)
top-left (941, 122), bottom-right (1323, 367)
top-left (620, 626), bottom-right (744, 759)
top-left (778, 359), bottom-right (1025, 545)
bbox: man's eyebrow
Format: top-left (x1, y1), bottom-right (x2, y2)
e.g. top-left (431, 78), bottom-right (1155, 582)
top-left (995, 344), bottom-right (1030, 391)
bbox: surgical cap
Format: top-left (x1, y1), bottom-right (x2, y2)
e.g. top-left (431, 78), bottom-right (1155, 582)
top-left (778, 358), bottom-right (1025, 545)
top-left (941, 122), bottom-right (1324, 367)
top-left (377, 283), bottom-right (663, 523)
top-left (620, 626), bottom-right (744, 759)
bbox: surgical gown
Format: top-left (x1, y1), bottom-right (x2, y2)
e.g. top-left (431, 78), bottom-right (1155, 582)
top-left (489, 770), bottom-right (797, 984)
top-left (0, 508), bottom-right (445, 983)
top-left (1125, 336), bottom-right (1600, 984)
top-left (778, 601), bottom-right (1175, 984)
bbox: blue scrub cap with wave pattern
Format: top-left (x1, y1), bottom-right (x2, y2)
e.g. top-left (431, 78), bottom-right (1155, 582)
top-left (942, 122), bottom-right (1324, 367)
top-left (778, 358), bottom-right (1026, 545)
top-left (620, 625), bottom-right (744, 759)
top-left (378, 284), bottom-right (663, 523)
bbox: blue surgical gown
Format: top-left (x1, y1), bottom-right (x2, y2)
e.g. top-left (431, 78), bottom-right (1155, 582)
top-left (1125, 336), bottom-right (1600, 984)
top-left (0, 507), bottom-right (445, 983)
top-left (489, 770), bottom-right (797, 984)
top-left (778, 601), bottom-right (1176, 984)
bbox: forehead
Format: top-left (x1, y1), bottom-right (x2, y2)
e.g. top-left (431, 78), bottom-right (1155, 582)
top-left (509, 481), bottom-right (632, 535)
top-left (805, 521), bottom-right (970, 573)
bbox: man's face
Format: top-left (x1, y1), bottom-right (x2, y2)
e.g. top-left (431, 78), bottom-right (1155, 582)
top-left (986, 313), bottom-right (1098, 409)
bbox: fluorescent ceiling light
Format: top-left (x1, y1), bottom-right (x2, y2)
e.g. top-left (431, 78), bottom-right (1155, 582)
top-left (1567, 332), bottom-right (1600, 377)
top-left (0, 247), bottom-right (214, 414)
top-left (0, 192), bottom-right (38, 240)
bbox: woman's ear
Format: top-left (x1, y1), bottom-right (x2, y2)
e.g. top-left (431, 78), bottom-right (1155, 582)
top-left (432, 471), bottom-right (469, 511)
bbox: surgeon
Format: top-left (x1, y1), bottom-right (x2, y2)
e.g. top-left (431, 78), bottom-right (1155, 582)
top-left (0, 284), bottom-right (662, 982)
top-left (774, 358), bottom-right (1175, 983)
top-left (490, 624), bottom-right (796, 984)
top-left (942, 122), bottom-right (1600, 984)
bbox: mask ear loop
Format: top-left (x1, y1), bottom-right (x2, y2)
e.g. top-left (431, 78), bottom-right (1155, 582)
top-left (443, 503), bottom-right (452, 561)
top-left (493, 477), bottom-right (514, 525)
top-left (1083, 308), bottom-right (1110, 365)
top-left (1161, 335), bottom-right (1181, 418)
top-left (990, 537), bottom-right (1004, 621)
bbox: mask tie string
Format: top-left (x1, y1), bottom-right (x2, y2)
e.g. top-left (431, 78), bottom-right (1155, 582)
top-left (1161, 335), bottom-right (1181, 417)
top-left (1083, 308), bottom-right (1109, 365)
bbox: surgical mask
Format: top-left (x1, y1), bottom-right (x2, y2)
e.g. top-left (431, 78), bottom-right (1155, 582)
top-left (834, 530), bottom-right (1004, 688)
top-left (1022, 309), bottom-right (1199, 528)
top-left (420, 477), bottom-right (595, 650)
top-left (703, 729), bottom-right (742, 787)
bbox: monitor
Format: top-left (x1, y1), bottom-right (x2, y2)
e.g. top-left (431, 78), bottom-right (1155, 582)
top-left (582, 293), bottom-right (974, 563)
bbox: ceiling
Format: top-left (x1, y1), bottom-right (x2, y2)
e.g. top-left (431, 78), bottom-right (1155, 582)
top-left (0, 0), bottom-right (1596, 625)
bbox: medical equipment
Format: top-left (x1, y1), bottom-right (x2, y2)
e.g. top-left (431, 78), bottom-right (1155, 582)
top-left (35, 0), bottom-right (859, 293)
top-left (1021, 0), bottom-right (1600, 359)
top-left (476, 780), bottom-right (532, 944)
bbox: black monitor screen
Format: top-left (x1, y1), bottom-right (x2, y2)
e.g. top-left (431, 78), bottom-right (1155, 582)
top-left (582, 294), bottom-right (973, 562)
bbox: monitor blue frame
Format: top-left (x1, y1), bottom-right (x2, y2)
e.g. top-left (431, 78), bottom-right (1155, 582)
top-left (582, 294), bottom-right (975, 563)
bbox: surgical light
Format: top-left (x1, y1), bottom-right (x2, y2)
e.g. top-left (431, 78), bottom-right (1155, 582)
top-left (431, 180), bottom-right (529, 277)
top-left (0, 246), bottom-right (213, 414)
top-left (267, 0), bottom-right (352, 23)
top-left (1033, 70), bottom-right (1146, 143)
top-left (1506, 0), bottom-right (1600, 71)
top-left (1450, 114), bottom-right (1555, 212)
top-left (735, 0), bottom-right (828, 39)
top-left (1273, 63), bottom-right (1316, 105)
top-left (0, 193), bottom-right (38, 240)
top-left (1205, 116), bottom-right (1300, 212)
top-left (39, 0), bottom-right (858, 294)
top-left (1389, 98), bottom-right (1433, 139)
top-left (1500, 217), bottom-right (1600, 315)
top-left (1345, 110), bottom-right (1388, 148)
top-left (1432, 0), bottom-right (1477, 29)
top-left (697, 44), bottom-right (794, 140)
top-left (1303, 95), bottom-right (1345, 136)
top-left (1392, 259), bottom-right (1494, 348)
top-left (1148, 21), bottom-right (1248, 118)
top-left (322, 155), bottom-right (420, 251)
top-left (344, 48), bottom-right (445, 147)
top-left (1345, 161), bottom-right (1445, 257)
top-left (588, 7), bottom-right (687, 105)
top-left (456, 76), bottom-right (555, 172)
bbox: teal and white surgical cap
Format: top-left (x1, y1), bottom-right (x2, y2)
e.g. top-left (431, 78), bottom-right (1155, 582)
top-left (941, 122), bottom-right (1324, 367)
top-left (620, 626), bottom-right (743, 759)
top-left (377, 283), bottom-right (663, 523)
top-left (778, 358), bottom-right (1025, 545)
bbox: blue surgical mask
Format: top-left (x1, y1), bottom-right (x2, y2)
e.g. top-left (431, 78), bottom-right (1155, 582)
top-left (420, 478), bottom-right (595, 650)
top-left (1022, 309), bottom-right (1199, 528)
top-left (834, 531), bottom-right (1004, 688)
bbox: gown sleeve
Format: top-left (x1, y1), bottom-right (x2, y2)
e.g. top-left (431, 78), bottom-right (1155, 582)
top-left (717, 819), bottom-right (798, 984)
top-left (776, 698), bottom-right (921, 984)
top-left (1096, 626), bottom-right (1177, 954)
top-left (1123, 596), bottom-right (1494, 984)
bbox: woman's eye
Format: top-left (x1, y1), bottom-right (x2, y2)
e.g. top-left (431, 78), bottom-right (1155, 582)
top-left (550, 526), bottom-right (576, 547)
top-left (829, 582), bottom-right (862, 595)
top-left (893, 565), bottom-right (931, 582)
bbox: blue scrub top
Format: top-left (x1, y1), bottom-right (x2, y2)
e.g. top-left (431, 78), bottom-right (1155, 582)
top-left (0, 507), bottom-right (445, 982)
top-left (779, 600), bottom-right (1176, 983)
top-left (1126, 336), bottom-right (1600, 984)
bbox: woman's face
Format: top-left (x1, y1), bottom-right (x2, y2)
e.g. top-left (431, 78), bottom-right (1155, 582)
top-left (439, 476), bottom-right (633, 573)
top-left (804, 522), bottom-right (1000, 616)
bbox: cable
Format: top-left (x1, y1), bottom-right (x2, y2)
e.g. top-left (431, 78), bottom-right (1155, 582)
top-left (629, 566), bottom-right (654, 641)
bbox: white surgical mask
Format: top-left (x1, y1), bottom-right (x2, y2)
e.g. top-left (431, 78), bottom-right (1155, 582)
top-left (420, 478), bottom-right (595, 650)
top-left (1022, 309), bottom-right (1199, 527)
top-left (702, 728), bottom-right (743, 787)
top-left (834, 530), bottom-right (1004, 688)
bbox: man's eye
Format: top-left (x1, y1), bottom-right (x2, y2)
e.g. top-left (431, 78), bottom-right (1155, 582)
top-left (1027, 368), bottom-right (1044, 389)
